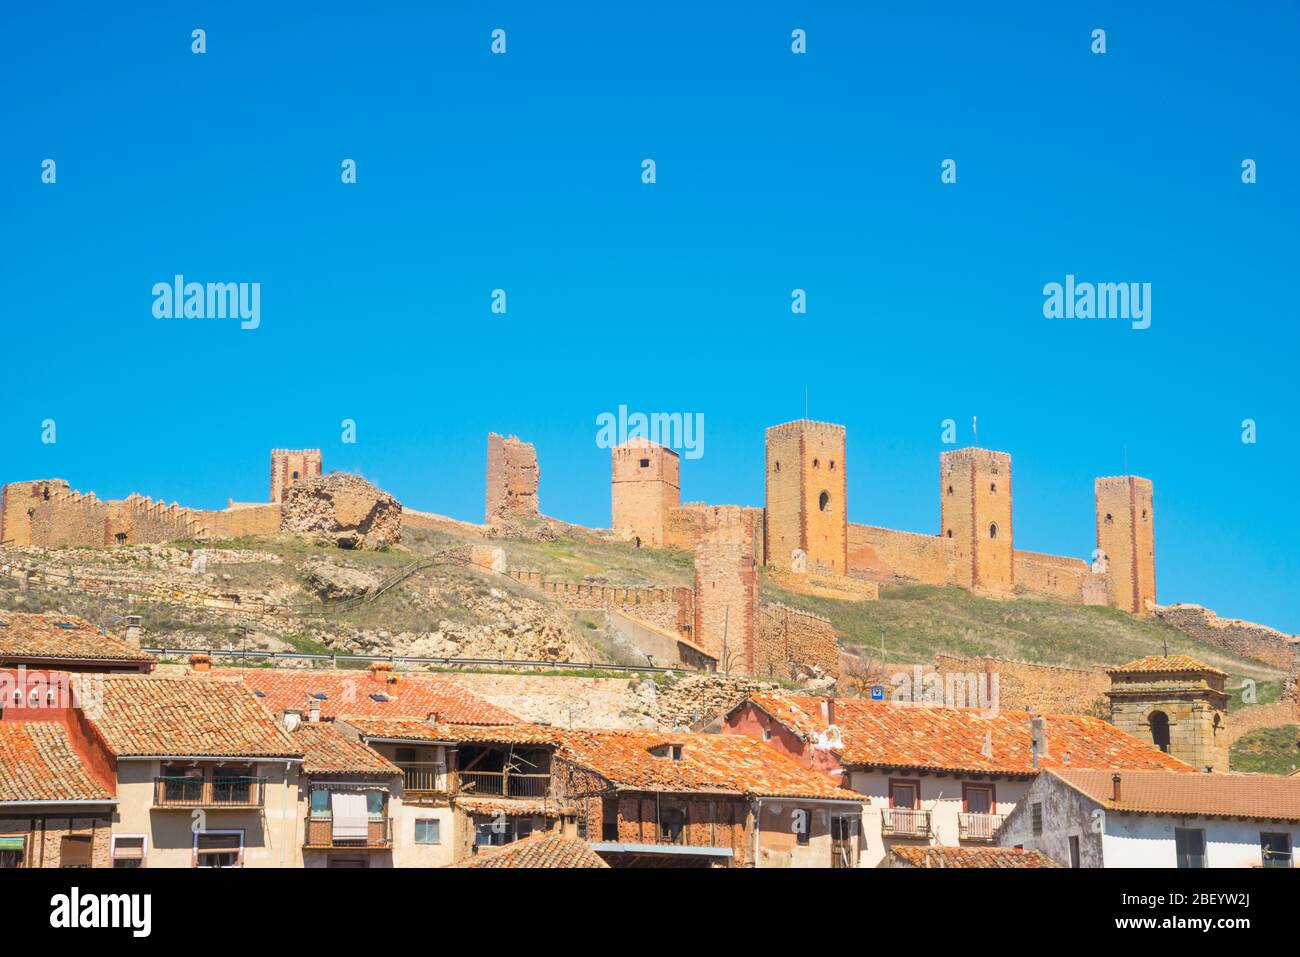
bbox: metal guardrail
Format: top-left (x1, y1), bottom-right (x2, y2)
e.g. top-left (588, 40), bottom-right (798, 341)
top-left (143, 645), bottom-right (687, 674)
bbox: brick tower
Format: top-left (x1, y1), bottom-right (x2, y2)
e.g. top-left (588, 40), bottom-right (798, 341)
top-left (485, 433), bottom-right (540, 522)
top-left (270, 449), bottom-right (322, 504)
top-left (693, 506), bottom-right (759, 674)
top-left (939, 448), bottom-right (1014, 593)
top-left (764, 420), bottom-right (847, 574)
top-left (611, 439), bottom-right (680, 547)
top-left (1105, 655), bottom-right (1229, 772)
top-left (1095, 476), bottom-right (1156, 614)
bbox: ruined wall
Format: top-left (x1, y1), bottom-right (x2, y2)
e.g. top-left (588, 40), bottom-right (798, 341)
top-left (765, 420), bottom-right (847, 574)
top-left (693, 506), bottom-right (759, 673)
top-left (269, 449), bottom-right (322, 504)
top-left (934, 654), bottom-right (1110, 717)
top-left (485, 433), bottom-right (540, 522)
top-left (1149, 603), bottom-right (1298, 671)
top-left (1014, 550), bottom-right (1109, 605)
top-left (753, 601), bottom-right (840, 680)
top-left (847, 523), bottom-right (954, 585)
top-left (1096, 476), bottom-right (1155, 615)
top-left (941, 448), bottom-right (1014, 593)
top-left (610, 441), bottom-right (680, 547)
top-left (505, 569), bottom-right (693, 635)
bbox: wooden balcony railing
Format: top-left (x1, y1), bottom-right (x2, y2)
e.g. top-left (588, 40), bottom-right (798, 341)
top-left (958, 812), bottom-right (1006, 842)
top-left (303, 816), bottom-right (392, 849)
top-left (153, 776), bottom-right (267, 809)
top-left (880, 807), bottom-right (931, 838)
top-left (458, 771), bottom-right (551, 799)
top-left (395, 762), bottom-right (447, 794)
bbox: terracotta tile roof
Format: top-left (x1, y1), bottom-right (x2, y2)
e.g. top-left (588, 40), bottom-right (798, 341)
top-left (81, 674), bottom-right (301, 758)
top-left (340, 718), bottom-right (558, 747)
top-left (215, 667), bottom-right (518, 725)
top-left (448, 833), bottom-right (609, 868)
top-left (1106, 655), bottom-right (1227, 676)
top-left (886, 845), bottom-right (1061, 869)
top-left (453, 797), bottom-right (566, 819)
top-left (742, 694), bottom-right (1194, 776)
top-left (0, 612), bottom-right (153, 663)
top-left (556, 730), bottom-right (858, 800)
top-left (293, 723), bottom-right (400, 778)
top-left (1054, 769), bottom-right (1300, 822)
top-left (0, 722), bottom-right (113, 804)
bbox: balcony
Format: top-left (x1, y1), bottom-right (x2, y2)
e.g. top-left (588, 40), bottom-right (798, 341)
top-left (303, 816), bottom-right (393, 849)
top-left (958, 812), bottom-right (1006, 843)
top-left (153, 776), bottom-right (267, 809)
top-left (396, 762), bottom-right (448, 795)
top-left (458, 770), bottom-right (551, 799)
top-left (880, 807), bottom-right (931, 838)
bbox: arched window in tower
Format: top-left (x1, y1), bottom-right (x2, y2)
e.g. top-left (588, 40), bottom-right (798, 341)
top-left (773, 461), bottom-right (780, 473)
top-left (292, 471), bottom-right (299, 480)
top-left (812, 459), bottom-right (820, 468)
top-left (818, 490), bottom-right (830, 512)
top-left (1104, 513), bottom-right (1113, 524)
top-left (988, 523), bottom-right (998, 539)
top-left (946, 529), bottom-right (953, 538)
top-left (990, 483), bottom-right (997, 493)
top-left (1149, 711), bottom-right (1171, 752)
top-left (947, 485), bottom-right (953, 496)
top-left (829, 461), bottom-right (836, 471)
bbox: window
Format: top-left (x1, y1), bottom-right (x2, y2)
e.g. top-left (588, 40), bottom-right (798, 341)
top-left (812, 458), bottom-right (820, 468)
top-left (1104, 513), bottom-right (1113, 524)
top-left (659, 806), bottom-right (687, 844)
top-left (195, 832), bottom-right (242, 868)
top-left (1175, 828), bottom-right (1206, 868)
top-left (990, 483), bottom-right (997, 493)
top-left (988, 523), bottom-right (998, 540)
top-left (59, 836), bottom-right (92, 868)
top-left (602, 798), bottom-right (619, 841)
top-left (112, 836), bottom-right (146, 869)
top-left (818, 490), bottom-right (830, 512)
top-left (797, 808), bottom-right (812, 846)
top-left (773, 461), bottom-right (780, 473)
top-left (414, 819), bottom-right (441, 845)
top-left (310, 787), bottom-right (331, 818)
top-left (1068, 835), bottom-right (1081, 869)
top-left (889, 780), bottom-right (918, 809)
top-left (762, 725), bottom-right (772, 741)
top-left (1261, 832), bottom-right (1292, 868)
top-left (947, 485), bottom-right (953, 495)
top-left (639, 458), bottom-right (650, 468)
top-left (1031, 802), bottom-right (1043, 836)
top-left (1149, 711), bottom-right (1171, 753)
top-left (829, 461), bottom-right (836, 471)
top-left (0, 837), bottom-right (24, 868)
top-left (366, 790), bottom-right (386, 820)
top-left (962, 784), bottom-right (994, 814)
top-left (946, 529), bottom-right (952, 538)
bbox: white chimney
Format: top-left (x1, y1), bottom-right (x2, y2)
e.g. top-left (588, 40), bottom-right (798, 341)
top-left (123, 615), bottom-right (142, 646)
top-left (308, 698), bottom-right (321, 722)
top-left (283, 709), bottom-right (302, 732)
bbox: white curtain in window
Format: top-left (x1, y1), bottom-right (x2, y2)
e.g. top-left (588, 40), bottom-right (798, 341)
top-left (331, 791), bottom-right (369, 840)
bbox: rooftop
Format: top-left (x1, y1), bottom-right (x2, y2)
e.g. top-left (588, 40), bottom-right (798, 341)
top-left (340, 718), bottom-right (558, 747)
top-left (448, 832), bottom-right (609, 869)
top-left (1105, 655), bottom-right (1227, 677)
top-left (216, 666), bottom-right (519, 726)
top-left (0, 722), bottom-right (113, 804)
top-left (740, 694), bottom-right (1194, 776)
top-left (81, 674), bottom-right (301, 759)
top-left (886, 846), bottom-right (1060, 869)
top-left (293, 722), bottom-right (400, 778)
top-left (1053, 769), bottom-right (1300, 823)
top-left (557, 729), bottom-right (857, 800)
top-left (0, 611), bottom-right (153, 663)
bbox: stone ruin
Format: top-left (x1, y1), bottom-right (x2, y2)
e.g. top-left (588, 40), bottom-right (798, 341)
top-left (279, 472), bottom-right (402, 550)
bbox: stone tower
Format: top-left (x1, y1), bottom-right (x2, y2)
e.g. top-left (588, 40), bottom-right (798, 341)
top-left (610, 439), bottom-right (680, 547)
top-left (1105, 655), bottom-right (1229, 772)
top-left (485, 433), bottom-right (540, 522)
top-left (1096, 476), bottom-right (1156, 614)
top-left (270, 449), bottom-right (322, 504)
top-left (764, 420), bottom-right (847, 574)
top-left (693, 506), bottom-right (759, 674)
top-left (940, 448), bottom-right (1013, 593)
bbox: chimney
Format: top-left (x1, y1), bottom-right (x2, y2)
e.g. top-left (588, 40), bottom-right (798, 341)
top-left (424, 710), bottom-right (442, 727)
top-left (189, 653), bottom-right (211, 673)
top-left (1111, 773), bottom-right (1121, 802)
top-left (308, 698), bottom-right (321, 722)
top-left (369, 661), bottom-right (398, 684)
top-left (821, 698), bottom-right (836, 726)
top-left (282, 709), bottom-right (302, 732)
top-left (123, 615), bottom-right (142, 646)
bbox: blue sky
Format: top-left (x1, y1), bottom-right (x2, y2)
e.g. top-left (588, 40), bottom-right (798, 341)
top-left (2, 2), bottom-right (1297, 631)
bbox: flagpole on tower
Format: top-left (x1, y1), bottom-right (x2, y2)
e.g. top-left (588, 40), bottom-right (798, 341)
top-left (973, 416), bottom-right (978, 448)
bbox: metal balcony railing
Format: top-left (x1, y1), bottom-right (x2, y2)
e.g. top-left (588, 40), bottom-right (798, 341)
top-left (153, 776), bottom-right (267, 808)
top-left (880, 807), bottom-right (931, 838)
top-left (958, 812), bottom-right (1006, 842)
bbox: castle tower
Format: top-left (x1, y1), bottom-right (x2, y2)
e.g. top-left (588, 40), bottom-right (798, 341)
top-left (940, 448), bottom-right (1014, 592)
top-left (270, 449), bottom-right (322, 504)
top-left (764, 420), bottom-right (847, 574)
top-left (1105, 655), bottom-right (1229, 772)
top-left (693, 506), bottom-right (759, 674)
top-left (485, 433), bottom-right (540, 522)
top-left (611, 439), bottom-right (680, 547)
top-left (1095, 476), bottom-right (1156, 614)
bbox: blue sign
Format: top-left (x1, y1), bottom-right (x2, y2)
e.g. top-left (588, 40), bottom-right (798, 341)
top-left (870, 685), bottom-right (885, 701)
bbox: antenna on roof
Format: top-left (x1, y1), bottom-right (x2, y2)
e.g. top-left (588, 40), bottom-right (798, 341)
top-left (972, 416), bottom-right (978, 448)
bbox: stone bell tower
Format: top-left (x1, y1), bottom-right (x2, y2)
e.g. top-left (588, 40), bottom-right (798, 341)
top-left (1105, 655), bottom-right (1229, 772)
